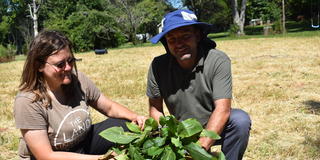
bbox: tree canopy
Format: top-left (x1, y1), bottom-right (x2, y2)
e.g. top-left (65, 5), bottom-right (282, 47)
top-left (0, 0), bottom-right (317, 54)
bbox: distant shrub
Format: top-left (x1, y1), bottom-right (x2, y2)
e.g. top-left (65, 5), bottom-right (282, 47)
top-left (273, 20), bottom-right (282, 34)
top-left (0, 45), bottom-right (6, 57)
top-left (228, 24), bottom-right (240, 37)
top-left (0, 44), bottom-right (15, 63)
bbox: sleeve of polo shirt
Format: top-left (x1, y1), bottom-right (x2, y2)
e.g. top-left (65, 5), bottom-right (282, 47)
top-left (146, 60), bottom-right (161, 98)
top-left (211, 57), bottom-right (232, 100)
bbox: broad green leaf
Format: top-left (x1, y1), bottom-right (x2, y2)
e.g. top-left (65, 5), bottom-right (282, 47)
top-left (146, 146), bottom-right (164, 156)
top-left (218, 152), bottom-right (226, 160)
top-left (134, 126), bottom-right (153, 146)
top-left (181, 134), bottom-right (200, 144)
top-left (144, 118), bottom-right (158, 130)
top-left (99, 127), bottom-right (139, 144)
top-left (177, 118), bottom-right (203, 138)
top-left (184, 142), bottom-right (217, 160)
top-left (160, 115), bottom-right (179, 135)
top-left (144, 126), bottom-right (153, 133)
top-left (126, 122), bottom-right (141, 133)
top-left (177, 149), bottom-right (187, 158)
top-left (160, 146), bottom-right (176, 160)
top-left (128, 144), bottom-right (144, 160)
top-left (171, 137), bottom-right (183, 148)
top-left (159, 116), bottom-right (167, 126)
top-left (159, 115), bottom-right (178, 126)
top-left (161, 127), bottom-right (169, 137)
top-left (153, 137), bottom-right (166, 147)
top-left (143, 139), bottom-right (155, 150)
top-left (200, 129), bottom-right (221, 140)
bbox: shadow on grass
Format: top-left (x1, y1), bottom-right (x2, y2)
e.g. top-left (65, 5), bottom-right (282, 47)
top-left (304, 130), bottom-right (320, 153)
top-left (303, 100), bottom-right (320, 115)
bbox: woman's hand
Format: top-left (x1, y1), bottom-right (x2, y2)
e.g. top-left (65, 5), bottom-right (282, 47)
top-left (94, 94), bottom-right (148, 129)
top-left (132, 115), bottom-right (147, 129)
top-left (98, 150), bottom-right (116, 160)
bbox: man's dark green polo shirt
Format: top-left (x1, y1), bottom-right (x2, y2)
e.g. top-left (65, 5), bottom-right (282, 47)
top-left (146, 44), bottom-right (232, 126)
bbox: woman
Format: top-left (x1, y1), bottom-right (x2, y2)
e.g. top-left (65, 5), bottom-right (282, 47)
top-left (14, 30), bottom-right (146, 160)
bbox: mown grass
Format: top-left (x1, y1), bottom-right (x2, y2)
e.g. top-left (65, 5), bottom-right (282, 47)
top-left (1, 35), bottom-right (320, 159)
top-left (118, 21), bottom-right (320, 49)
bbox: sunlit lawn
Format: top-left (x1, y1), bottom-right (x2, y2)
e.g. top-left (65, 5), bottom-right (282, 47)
top-left (1, 34), bottom-right (320, 159)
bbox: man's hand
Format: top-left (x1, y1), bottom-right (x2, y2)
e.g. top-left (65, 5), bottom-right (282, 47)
top-left (132, 115), bottom-right (148, 129)
top-left (199, 136), bottom-right (215, 151)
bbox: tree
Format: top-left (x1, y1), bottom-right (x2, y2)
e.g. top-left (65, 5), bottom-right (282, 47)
top-left (0, 0), bottom-right (14, 45)
top-left (246, 0), bottom-right (281, 22)
top-left (0, 0), bottom-right (33, 54)
top-left (105, 0), bottom-right (144, 45)
top-left (230, 0), bottom-right (247, 35)
top-left (65, 10), bottom-right (126, 51)
top-left (136, 0), bottom-right (171, 41)
top-left (28, 0), bottom-right (42, 37)
top-left (281, 0), bottom-right (286, 33)
top-left (42, 0), bottom-right (126, 51)
top-left (183, 0), bottom-right (231, 32)
top-left (105, 0), bottom-right (171, 44)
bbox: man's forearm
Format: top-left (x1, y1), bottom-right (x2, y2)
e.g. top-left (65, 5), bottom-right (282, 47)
top-left (206, 105), bottom-right (230, 135)
top-left (149, 98), bottom-right (164, 122)
top-left (199, 99), bottom-right (231, 150)
top-left (149, 107), bottom-right (164, 122)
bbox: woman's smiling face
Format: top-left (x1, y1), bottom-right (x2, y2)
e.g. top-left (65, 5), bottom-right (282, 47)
top-left (39, 46), bottom-right (74, 91)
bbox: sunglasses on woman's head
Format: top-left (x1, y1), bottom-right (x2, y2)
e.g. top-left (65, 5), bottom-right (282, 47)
top-left (46, 57), bottom-right (77, 70)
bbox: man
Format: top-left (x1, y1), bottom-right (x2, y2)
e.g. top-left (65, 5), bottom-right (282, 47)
top-left (146, 9), bottom-right (251, 160)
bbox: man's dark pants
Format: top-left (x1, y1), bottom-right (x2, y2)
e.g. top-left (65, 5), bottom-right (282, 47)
top-left (215, 109), bottom-right (251, 160)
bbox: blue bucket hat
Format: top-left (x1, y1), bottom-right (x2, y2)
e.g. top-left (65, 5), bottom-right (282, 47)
top-left (150, 9), bottom-right (213, 44)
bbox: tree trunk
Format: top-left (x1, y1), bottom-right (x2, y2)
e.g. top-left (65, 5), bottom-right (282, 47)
top-left (118, 0), bottom-right (140, 45)
top-left (282, 0), bottom-right (286, 34)
top-left (28, 0), bottom-right (40, 37)
top-left (230, 0), bottom-right (247, 36)
top-left (33, 13), bottom-right (38, 37)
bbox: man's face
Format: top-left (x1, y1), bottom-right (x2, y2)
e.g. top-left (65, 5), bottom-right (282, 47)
top-left (165, 25), bottom-right (200, 69)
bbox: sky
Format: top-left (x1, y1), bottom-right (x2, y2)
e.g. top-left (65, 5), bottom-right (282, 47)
top-left (168, 0), bottom-right (183, 9)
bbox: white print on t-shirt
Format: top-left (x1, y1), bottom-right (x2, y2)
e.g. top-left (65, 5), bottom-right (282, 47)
top-left (53, 109), bottom-right (91, 148)
top-left (63, 117), bottom-right (90, 143)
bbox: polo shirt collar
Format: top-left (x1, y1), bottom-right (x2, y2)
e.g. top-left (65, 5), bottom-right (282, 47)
top-left (192, 45), bottom-right (206, 73)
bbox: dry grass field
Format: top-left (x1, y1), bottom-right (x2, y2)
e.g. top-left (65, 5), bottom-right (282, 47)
top-left (0, 35), bottom-right (320, 159)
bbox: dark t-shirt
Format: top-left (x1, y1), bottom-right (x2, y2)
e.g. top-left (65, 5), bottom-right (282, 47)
top-left (146, 41), bottom-right (232, 126)
top-left (14, 71), bottom-right (101, 158)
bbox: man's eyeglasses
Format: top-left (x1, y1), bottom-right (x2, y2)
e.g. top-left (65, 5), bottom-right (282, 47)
top-left (46, 57), bottom-right (77, 70)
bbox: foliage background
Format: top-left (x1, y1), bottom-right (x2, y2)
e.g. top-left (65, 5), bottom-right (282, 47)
top-left (1, 0), bottom-right (319, 54)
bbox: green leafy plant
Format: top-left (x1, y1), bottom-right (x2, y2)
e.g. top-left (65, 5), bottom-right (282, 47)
top-left (99, 115), bottom-right (225, 160)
